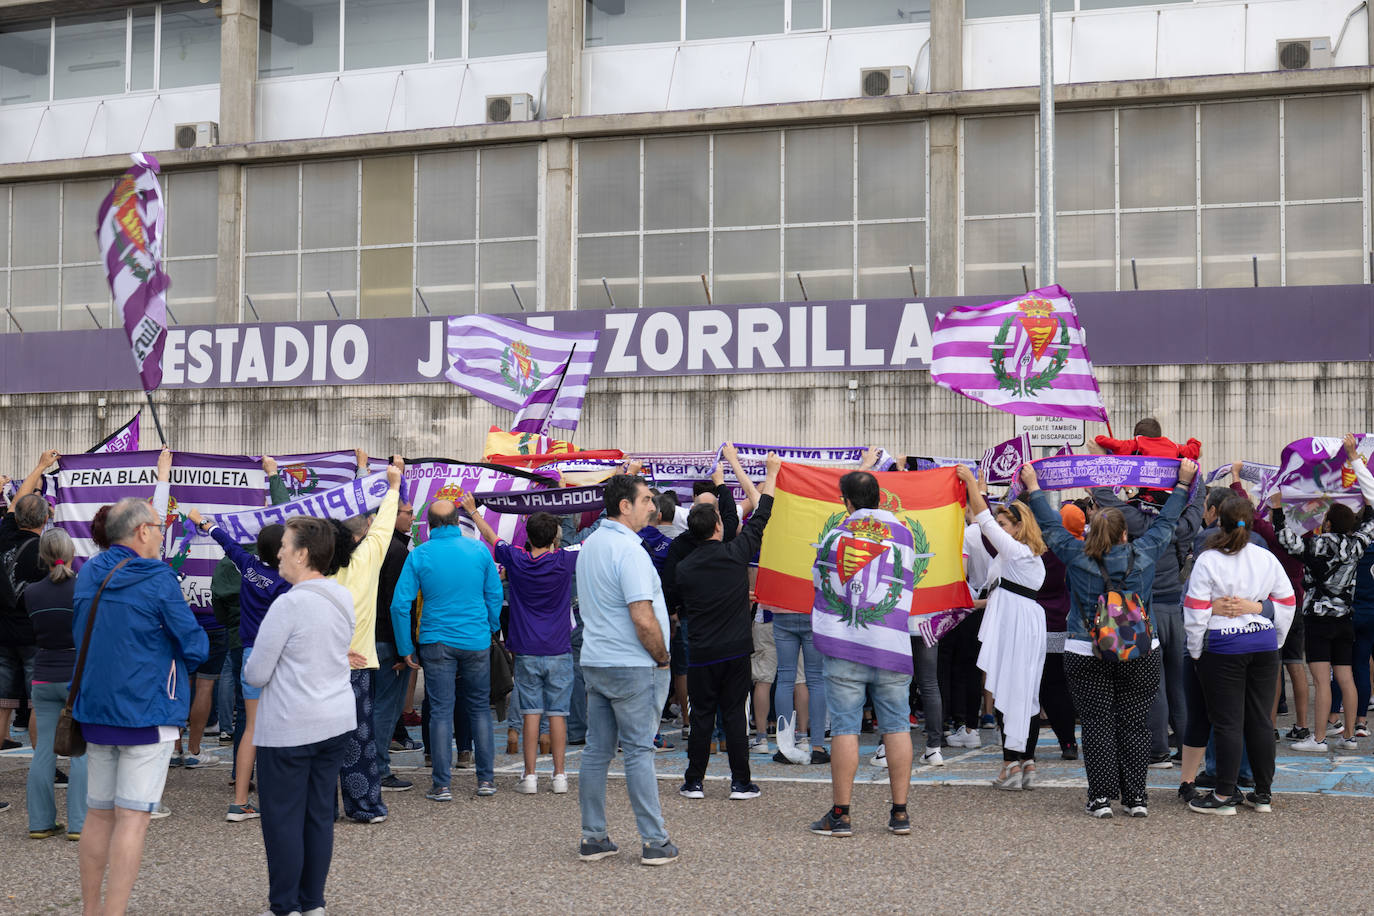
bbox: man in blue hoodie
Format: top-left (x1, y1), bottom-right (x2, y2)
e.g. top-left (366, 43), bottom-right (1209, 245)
top-left (74, 496), bottom-right (207, 916)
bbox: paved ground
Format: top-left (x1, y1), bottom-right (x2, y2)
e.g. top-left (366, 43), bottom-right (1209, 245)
top-left (2, 716), bottom-right (1374, 915)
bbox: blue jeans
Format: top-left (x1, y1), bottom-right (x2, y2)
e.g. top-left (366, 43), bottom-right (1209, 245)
top-left (1204, 733), bottom-right (1253, 782)
top-left (1149, 603), bottom-right (1187, 756)
top-left (569, 620), bottom-right (587, 742)
top-left (372, 642), bottom-right (410, 778)
top-left (216, 652), bottom-right (235, 739)
top-left (419, 642), bottom-right (493, 788)
top-left (773, 613), bottom-right (827, 746)
top-left (579, 666), bottom-right (671, 847)
top-left (824, 656), bottom-right (912, 735)
top-left (26, 681), bottom-right (87, 833)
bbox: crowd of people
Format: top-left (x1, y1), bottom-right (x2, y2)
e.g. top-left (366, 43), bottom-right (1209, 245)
top-left (0, 422), bottom-right (1372, 912)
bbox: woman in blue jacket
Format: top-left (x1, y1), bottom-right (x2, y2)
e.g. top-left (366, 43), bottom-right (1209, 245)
top-left (1025, 458), bottom-right (1198, 819)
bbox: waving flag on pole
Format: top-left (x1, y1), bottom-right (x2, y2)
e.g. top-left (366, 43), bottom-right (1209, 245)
top-left (444, 315), bottom-right (600, 419)
top-left (510, 338), bottom-right (597, 434)
top-left (97, 153), bottom-right (170, 391)
top-left (930, 285), bottom-right (1108, 423)
top-left (88, 413), bottom-right (141, 454)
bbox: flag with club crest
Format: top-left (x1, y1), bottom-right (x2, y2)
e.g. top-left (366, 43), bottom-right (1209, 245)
top-left (979, 433), bottom-right (1033, 485)
top-left (97, 153), bottom-right (170, 391)
top-left (88, 413), bottom-right (141, 454)
top-left (930, 285), bottom-right (1108, 423)
top-left (444, 316), bottom-right (599, 425)
top-left (510, 337), bottom-right (598, 434)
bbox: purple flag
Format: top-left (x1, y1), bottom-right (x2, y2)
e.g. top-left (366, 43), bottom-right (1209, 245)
top-left (97, 153), bottom-right (170, 391)
top-left (930, 285), bottom-right (1108, 423)
top-left (1008, 453), bottom-right (1184, 501)
top-left (1275, 435), bottom-right (1374, 532)
top-left (267, 450), bottom-right (389, 497)
top-left (444, 315), bottom-right (600, 416)
top-left (979, 433), bottom-right (1032, 484)
top-left (87, 414), bottom-right (140, 454)
top-left (510, 337), bottom-right (597, 434)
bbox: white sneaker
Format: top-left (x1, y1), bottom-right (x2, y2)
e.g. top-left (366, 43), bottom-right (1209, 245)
top-left (150, 803), bottom-right (171, 819)
top-left (1326, 721), bottom-right (1346, 737)
top-left (1333, 736), bottom-right (1359, 750)
top-left (1291, 735), bottom-right (1329, 752)
top-left (551, 773), bottom-right (568, 794)
top-left (947, 726), bottom-right (980, 748)
top-left (515, 774), bottom-right (538, 794)
top-left (748, 734), bottom-right (769, 754)
top-left (870, 745), bottom-right (888, 768)
top-left (921, 748), bottom-right (945, 767)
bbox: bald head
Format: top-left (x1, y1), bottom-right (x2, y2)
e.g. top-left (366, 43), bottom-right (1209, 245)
top-left (428, 499), bottom-right (459, 530)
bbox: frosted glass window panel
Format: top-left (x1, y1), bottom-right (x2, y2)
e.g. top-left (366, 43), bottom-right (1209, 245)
top-left (644, 231), bottom-right (708, 308)
top-left (479, 146), bottom-right (539, 239)
top-left (302, 160), bottom-right (360, 250)
top-left (1201, 101), bottom-right (1279, 206)
top-left (1056, 213), bottom-right (1115, 293)
top-left (418, 151), bottom-right (477, 242)
top-left (161, 2), bottom-right (221, 89)
top-left (61, 180), bottom-right (108, 265)
top-left (713, 228), bottom-right (779, 305)
top-left (714, 131), bottom-right (780, 227)
top-left (60, 264), bottom-right (110, 330)
top-left (131, 8), bottom-right (154, 91)
top-left (1120, 211), bottom-right (1194, 290)
top-left (686, 0), bottom-right (783, 40)
top-left (963, 117), bottom-right (1035, 217)
top-left (360, 246), bottom-right (412, 317)
top-left (11, 183), bottom-right (59, 267)
top-left (165, 257), bottom-right (216, 324)
top-left (259, 0), bottom-right (341, 78)
top-left (1285, 96), bottom-right (1362, 202)
top-left (1081, 0), bottom-right (1187, 8)
top-left (1201, 207), bottom-right (1278, 287)
top-left (417, 243), bottom-right (475, 314)
top-left (1055, 110), bottom-right (1113, 213)
top-left (164, 171), bottom-right (219, 258)
top-left (785, 127), bottom-right (853, 224)
top-left (577, 235), bottom-right (637, 308)
top-left (966, 0), bottom-right (1070, 16)
top-left (0, 20), bottom-right (51, 106)
top-left (345, 0), bottom-right (427, 70)
top-left (0, 192), bottom-right (9, 268)
top-left (585, 0), bottom-right (681, 47)
top-left (435, 0), bottom-right (463, 59)
top-left (644, 136), bottom-right (708, 231)
top-left (1119, 106), bottom-right (1194, 209)
top-left (833, 1), bottom-right (930, 28)
top-left (1285, 202), bottom-right (1363, 287)
top-left (360, 155), bottom-right (414, 247)
top-left (578, 140), bottom-right (639, 234)
top-left (10, 269), bottom-right (59, 331)
top-left (858, 222), bottom-right (924, 298)
top-left (963, 217), bottom-right (1034, 298)
top-left (245, 166), bottom-right (300, 253)
top-left (858, 122), bottom-right (926, 221)
top-left (53, 12), bottom-right (126, 102)
top-left (477, 240), bottom-right (536, 313)
top-left (468, 0), bottom-right (547, 56)
top-left (245, 254), bottom-right (300, 320)
top-left (302, 249), bottom-right (359, 318)
top-left (790, 0), bottom-right (823, 29)
top-left (785, 225), bottom-right (852, 300)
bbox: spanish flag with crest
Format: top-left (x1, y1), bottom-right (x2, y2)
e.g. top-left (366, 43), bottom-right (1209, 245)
top-left (756, 464), bottom-right (971, 619)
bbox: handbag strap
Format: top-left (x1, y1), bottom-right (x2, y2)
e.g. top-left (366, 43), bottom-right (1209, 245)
top-left (68, 557), bottom-right (133, 704)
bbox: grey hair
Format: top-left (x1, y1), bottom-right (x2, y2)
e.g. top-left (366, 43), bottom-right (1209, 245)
top-left (14, 493), bottom-right (48, 529)
top-left (343, 515), bottom-right (371, 539)
top-left (38, 528), bottom-right (75, 582)
top-left (105, 497), bottom-right (157, 544)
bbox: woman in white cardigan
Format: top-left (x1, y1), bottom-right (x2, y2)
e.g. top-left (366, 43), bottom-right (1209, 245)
top-left (956, 465), bottom-right (1048, 791)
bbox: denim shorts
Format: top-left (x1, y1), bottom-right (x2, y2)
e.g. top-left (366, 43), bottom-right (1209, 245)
top-left (513, 653), bottom-right (574, 717)
top-left (240, 646), bottom-right (262, 701)
top-left (195, 628), bottom-right (229, 679)
top-left (0, 644), bottom-right (35, 704)
top-left (823, 655), bottom-right (912, 736)
top-left (86, 740), bottom-right (175, 812)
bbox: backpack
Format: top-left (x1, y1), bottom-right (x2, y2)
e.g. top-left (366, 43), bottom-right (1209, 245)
top-left (1089, 550), bottom-right (1153, 662)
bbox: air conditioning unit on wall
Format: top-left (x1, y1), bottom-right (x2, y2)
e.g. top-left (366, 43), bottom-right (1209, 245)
top-left (1276, 37), bottom-right (1332, 70)
top-left (174, 121), bottom-right (218, 149)
top-left (486, 94), bottom-right (534, 123)
top-left (860, 66), bottom-right (912, 98)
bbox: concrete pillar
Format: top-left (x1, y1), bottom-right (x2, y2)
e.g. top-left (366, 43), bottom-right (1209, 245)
top-left (544, 138), bottom-right (575, 310)
top-left (215, 165), bottom-right (243, 323)
top-left (218, 0), bottom-right (259, 144)
top-left (545, 0), bottom-right (583, 119)
top-left (928, 114), bottom-right (959, 296)
top-left (929, 0), bottom-right (962, 93)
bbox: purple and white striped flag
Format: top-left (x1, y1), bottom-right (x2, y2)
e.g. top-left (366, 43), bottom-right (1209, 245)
top-left (930, 285), bottom-right (1108, 423)
top-left (268, 450), bottom-right (389, 497)
top-left (88, 413), bottom-right (141, 454)
top-left (510, 338), bottom-right (598, 434)
top-left (444, 315), bottom-right (600, 420)
top-left (97, 153), bottom-right (170, 391)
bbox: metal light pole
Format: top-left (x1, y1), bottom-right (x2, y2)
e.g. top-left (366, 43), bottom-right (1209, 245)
top-left (1038, 0), bottom-right (1056, 289)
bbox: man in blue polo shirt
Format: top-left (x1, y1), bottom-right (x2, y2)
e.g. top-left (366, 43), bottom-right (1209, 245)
top-left (390, 499), bottom-right (503, 801)
top-left (575, 473), bottom-right (678, 867)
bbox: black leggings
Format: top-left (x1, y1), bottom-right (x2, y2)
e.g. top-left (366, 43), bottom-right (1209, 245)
top-left (996, 709), bottom-right (1040, 762)
top-left (939, 610), bottom-right (984, 729)
top-left (1039, 650), bottom-right (1078, 748)
top-left (1196, 650), bottom-right (1280, 797)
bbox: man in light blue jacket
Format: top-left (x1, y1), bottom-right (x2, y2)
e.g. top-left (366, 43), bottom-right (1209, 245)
top-left (390, 498), bottom-right (502, 800)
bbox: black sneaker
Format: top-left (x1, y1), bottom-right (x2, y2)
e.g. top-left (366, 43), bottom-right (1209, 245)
top-left (810, 809), bottom-right (853, 837)
top-left (1060, 742), bottom-right (1078, 760)
top-left (728, 782), bottom-right (760, 800)
top-left (1195, 772), bottom-right (1217, 790)
top-left (1285, 725), bottom-right (1311, 742)
top-left (54, 768), bottom-right (68, 787)
top-left (1085, 797), bottom-right (1113, 819)
top-left (380, 775), bottom-right (413, 792)
top-left (772, 750), bottom-right (794, 765)
top-left (678, 781), bottom-right (705, 799)
top-left (1243, 791), bottom-right (1273, 813)
top-left (640, 839), bottom-right (679, 866)
top-left (1188, 791), bottom-right (1240, 816)
top-left (810, 748), bottom-right (831, 765)
top-left (579, 836), bottom-right (619, 861)
top-left (887, 810), bottom-right (911, 835)
top-left (1178, 781), bottom-right (1199, 803)
top-left (1147, 752), bottom-right (1174, 769)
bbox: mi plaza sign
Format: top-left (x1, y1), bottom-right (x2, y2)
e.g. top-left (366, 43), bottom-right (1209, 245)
top-left (0, 285), bottom-right (1367, 393)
